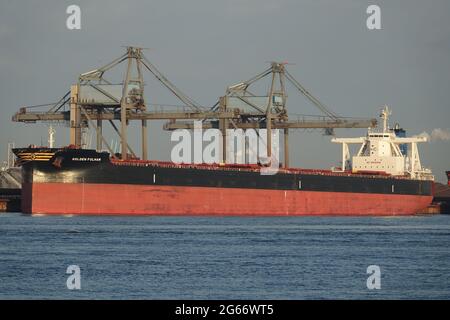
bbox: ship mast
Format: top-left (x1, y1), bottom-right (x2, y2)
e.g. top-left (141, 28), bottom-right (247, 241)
top-left (380, 105), bottom-right (391, 132)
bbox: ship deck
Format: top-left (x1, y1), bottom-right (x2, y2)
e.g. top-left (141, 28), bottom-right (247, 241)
top-left (111, 158), bottom-right (413, 180)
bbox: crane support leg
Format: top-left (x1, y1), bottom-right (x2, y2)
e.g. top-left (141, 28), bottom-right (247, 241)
top-left (284, 128), bottom-right (289, 168)
top-left (69, 85), bottom-right (81, 147)
top-left (96, 116), bottom-right (102, 152)
top-left (142, 119), bottom-right (148, 160)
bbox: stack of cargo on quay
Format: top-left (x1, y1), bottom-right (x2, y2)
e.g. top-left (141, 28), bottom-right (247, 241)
top-left (8, 47), bottom-right (442, 216)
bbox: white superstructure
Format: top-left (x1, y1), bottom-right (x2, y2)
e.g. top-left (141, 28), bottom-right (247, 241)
top-left (332, 106), bottom-right (433, 180)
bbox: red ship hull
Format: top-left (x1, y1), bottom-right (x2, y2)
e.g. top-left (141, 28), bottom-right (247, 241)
top-left (22, 182), bottom-right (433, 216)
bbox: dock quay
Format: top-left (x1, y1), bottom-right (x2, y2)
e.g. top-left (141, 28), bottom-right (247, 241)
top-left (0, 167), bottom-right (21, 212)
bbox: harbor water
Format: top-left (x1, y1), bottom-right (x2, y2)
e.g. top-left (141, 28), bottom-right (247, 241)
top-left (0, 213), bottom-right (449, 299)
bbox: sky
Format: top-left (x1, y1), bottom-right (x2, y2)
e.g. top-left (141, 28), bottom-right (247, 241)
top-left (0, 0), bottom-right (449, 182)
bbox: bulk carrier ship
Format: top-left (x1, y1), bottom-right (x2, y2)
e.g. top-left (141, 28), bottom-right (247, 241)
top-left (10, 48), bottom-right (434, 215)
top-left (13, 107), bottom-right (434, 216)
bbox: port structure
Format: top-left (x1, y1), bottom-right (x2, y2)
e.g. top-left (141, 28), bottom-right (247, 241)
top-left (12, 47), bottom-right (377, 166)
top-left (165, 61), bottom-right (377, 167)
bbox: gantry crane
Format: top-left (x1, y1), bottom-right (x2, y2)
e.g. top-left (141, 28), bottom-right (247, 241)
top-left (163, 61), bottom-right (377, 167)
top-left (12, 47), bottom-right (377, 167)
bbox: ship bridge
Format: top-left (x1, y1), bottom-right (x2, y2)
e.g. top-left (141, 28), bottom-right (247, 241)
top-left (332, 106), bottom-right (434, 180)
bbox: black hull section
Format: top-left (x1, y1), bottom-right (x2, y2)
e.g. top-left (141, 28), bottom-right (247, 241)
top-left (16, 148), bottom-right (433, 197)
